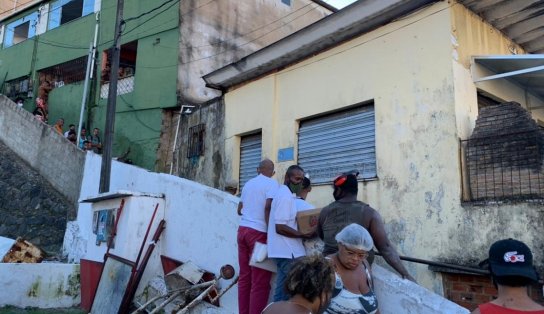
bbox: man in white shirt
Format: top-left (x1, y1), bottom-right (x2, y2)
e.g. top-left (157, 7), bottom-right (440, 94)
top-left (267, 165), bottom-right (314, 302)
top-left (237, 159), bottom-right (278, 314)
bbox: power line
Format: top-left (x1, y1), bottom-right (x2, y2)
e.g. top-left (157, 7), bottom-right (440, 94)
top-left (136, 1), bottom-right (325, 68)
top-left (123, 0), bottom-right (178, 23)
top-left (278, 3), bottom-right (455, 75)
top-left (179, 4), bottom-right (320, 65)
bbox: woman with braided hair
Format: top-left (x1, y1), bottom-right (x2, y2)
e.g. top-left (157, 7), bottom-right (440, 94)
top-left (262, 255), bottom-right (335, 314)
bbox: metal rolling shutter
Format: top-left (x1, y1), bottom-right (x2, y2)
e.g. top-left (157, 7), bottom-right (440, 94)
top-left (239, 133), bottom-right (262, 189)
top-left (298, 105), bottom-right (376, 184)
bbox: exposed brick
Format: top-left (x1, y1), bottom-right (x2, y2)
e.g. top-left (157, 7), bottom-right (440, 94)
top-left (483, 286), bottom-right (497, 296)
top-left (468, 284), bottom-right (483, 293)
top-left (452, 283), bottom-right (469, 292)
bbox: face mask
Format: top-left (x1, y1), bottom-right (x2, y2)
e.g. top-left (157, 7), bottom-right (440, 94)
top-left (288, 182), bottom-right (302, 194)
top-left (333, 188), bottom-right (343, 201)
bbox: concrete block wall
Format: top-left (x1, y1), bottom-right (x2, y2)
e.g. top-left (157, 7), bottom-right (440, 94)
top-left (0, 95), bottom-right (85, 209)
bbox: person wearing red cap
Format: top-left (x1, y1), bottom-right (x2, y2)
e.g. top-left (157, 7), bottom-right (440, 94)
top-left (317, 171), bottom-right (415, 282)
top-left (472, 238), bottom-right (544, 314)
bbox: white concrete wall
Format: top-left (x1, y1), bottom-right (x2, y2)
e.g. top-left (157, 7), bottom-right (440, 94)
top-left (0, 263), bottom-right (80, 308)
top-left (373, 265), bottom-right (469, 314)
top-left (61, 151), bottom-right (469, 313)
top-left (65, 153), bottom-right (241, 312)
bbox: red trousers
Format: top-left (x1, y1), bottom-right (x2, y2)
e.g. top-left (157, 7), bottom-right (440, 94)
top-left (237, 226), bottom-right (272, 314)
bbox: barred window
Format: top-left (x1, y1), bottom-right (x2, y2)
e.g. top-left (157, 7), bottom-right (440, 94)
top-left (100, 41), bottom-right (137, 98)
top-left (187, 124), bottom-right (205, 158)
top-left (3, 76), bottom-right (32, 99)
top-left (37, 56), bottom-right (88, 89)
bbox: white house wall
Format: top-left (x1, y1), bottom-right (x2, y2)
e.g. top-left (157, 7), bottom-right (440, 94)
top-left (223, 1), bottom-right (544, 296)
top-left (225, 2), bottom-right (456, 292)
top-left (66, 153), bottom-right (241, 312)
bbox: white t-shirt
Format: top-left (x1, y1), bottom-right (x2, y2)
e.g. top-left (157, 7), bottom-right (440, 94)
top-left (239, 174), bottom-right (279, 233)
top-left (295, 198), bottom-right (314, 211)
top-left (267, 185), bottom-right (306, 259)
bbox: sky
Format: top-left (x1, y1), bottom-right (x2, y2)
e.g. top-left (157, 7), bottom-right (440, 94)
top-left (324, 0), bottom-right (357, 9)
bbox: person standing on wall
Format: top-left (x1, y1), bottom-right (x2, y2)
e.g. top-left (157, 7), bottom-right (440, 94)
top-left (53, 118), bottom-right (64, 135)
top-left (472, 239), bottom-right (544, 314)
top-left (237, 159), bottom-right (278, 314)
top-left (268, 165), bottom-right (315, 302)
top-left (317, 171), bottom-right (416, 282)
top-left (90, 128), bottom-right (102, 154)
top-left (79, 127), bottom-right (89, 150)
top-left (64, 124), bottom-right (76, 138)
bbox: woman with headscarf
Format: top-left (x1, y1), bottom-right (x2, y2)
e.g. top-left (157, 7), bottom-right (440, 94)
top-left (325, 223), bottom-right (379, 314)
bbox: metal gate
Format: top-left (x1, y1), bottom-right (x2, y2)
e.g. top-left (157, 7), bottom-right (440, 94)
top-left (298, 105), bottom-right (376, 184)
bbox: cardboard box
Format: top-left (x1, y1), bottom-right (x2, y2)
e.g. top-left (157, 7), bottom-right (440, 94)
top-left (296, 208), bottom-right (322, 234)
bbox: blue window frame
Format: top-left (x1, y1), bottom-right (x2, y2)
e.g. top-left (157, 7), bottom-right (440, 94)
top-left (48, 0), bottom-right (95, 30)
top-left (3, 11), bottom-right (39, 48)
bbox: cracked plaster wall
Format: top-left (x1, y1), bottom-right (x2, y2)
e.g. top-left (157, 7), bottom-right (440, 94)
top-left (222, 1), bottom-right (544, 295)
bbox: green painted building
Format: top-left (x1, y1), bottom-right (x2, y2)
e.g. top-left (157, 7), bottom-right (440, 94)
top-left (0, 0), bottom-right (179, 169)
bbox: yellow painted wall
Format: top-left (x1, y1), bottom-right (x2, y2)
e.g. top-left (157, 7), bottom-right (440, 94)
top-left (451, 1), bottom-right (544, 140)
top-left (226, 2), bottom-right (456, 292)
top-left (224, 1), bottom-right (544, 295)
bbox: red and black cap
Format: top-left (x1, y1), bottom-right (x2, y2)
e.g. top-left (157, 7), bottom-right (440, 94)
top-left (333, 170), bottom-right (359, 187)
top-left (486, 238), bottom-right (539, 282)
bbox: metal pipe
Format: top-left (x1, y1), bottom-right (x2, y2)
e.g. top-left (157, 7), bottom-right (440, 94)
top-left (89, 12), bottom-right (100, 80)
top-left (76, 42), bottom-right (93, 147)
top-left (170, 109), bottom-right (182, 174)
top-left (374, 252), bottom-right (489, 275)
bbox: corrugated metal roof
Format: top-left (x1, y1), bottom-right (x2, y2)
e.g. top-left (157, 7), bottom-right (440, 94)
top-left (458, 0), bottom-right (544, 54)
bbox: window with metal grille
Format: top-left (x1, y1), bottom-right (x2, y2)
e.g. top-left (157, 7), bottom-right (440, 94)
top-left (37, 55), bottom-right (88, 89)
top-left (298, 104), bottom-right (376, 184)
top-left (187, 124), bottom-right (205, 158)
top-left (239, 133), bottom-right (262, 189)
top-left (100, 41), bottom-right (137, 98)
top-left (48, 0), bottom-right (95, 30)
top-left (3, 76), bottom-right (32, 99)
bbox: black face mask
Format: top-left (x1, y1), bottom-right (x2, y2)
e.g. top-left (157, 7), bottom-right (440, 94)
top-left (333, 187), bottom-right (343, 201)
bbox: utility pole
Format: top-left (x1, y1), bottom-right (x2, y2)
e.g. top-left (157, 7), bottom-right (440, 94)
top-left (99, 0), bottom-right (124, 193)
